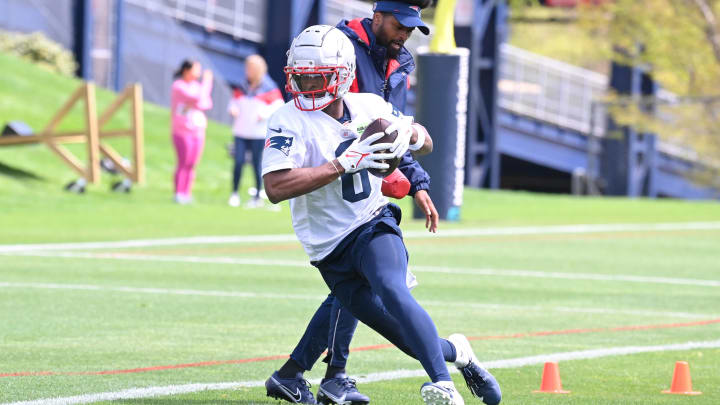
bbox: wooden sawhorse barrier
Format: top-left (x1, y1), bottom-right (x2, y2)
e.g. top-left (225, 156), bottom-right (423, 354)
top-left (0, 82), bottom-right (144, 186)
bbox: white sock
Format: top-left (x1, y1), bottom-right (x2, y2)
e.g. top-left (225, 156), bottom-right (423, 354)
top-left (448, 334), bottom-right (473, 368)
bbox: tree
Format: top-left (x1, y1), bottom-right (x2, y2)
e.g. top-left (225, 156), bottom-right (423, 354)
top-left (577, 0), bottom-right (720, 187)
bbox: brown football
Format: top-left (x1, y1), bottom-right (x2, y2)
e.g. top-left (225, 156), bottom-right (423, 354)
top-left (359, 118), bottom-right (401, 178)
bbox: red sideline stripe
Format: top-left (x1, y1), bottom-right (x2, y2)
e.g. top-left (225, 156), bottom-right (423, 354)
top-left (3, 318), bottom-right (718, 378)
top-left (71, 354), bottom-right (290, 376)
top-left (0, 371), bottom-right (55, 377)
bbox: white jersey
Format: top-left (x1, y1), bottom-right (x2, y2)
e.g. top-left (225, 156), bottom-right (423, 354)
top-left (262, 92), bottom-right (409, 261)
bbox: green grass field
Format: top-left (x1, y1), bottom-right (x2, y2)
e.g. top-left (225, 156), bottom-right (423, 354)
top-left (2, 52), bottom-right (720, 404)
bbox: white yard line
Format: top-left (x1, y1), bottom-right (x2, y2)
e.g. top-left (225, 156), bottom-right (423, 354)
top-left (404, 221), bottom-right (720, 238)
top-left (5, 339), bottom-right (720, 405)
top-left (0, 234), bottom-right (299, 253)
top-left (419, 300), bottom-right (714, 320)
top-left (1, 281), bottom-right (712, 319)
top-left (0, 281), bottom-right (321, 301)
top-left (5, 250), bottom-right (720, 288)
top-left (1, 221), bottom-right (719, 253)
top-left (3, 251), bottom-right (310, 268)
top-left (411, 265), bottom-right (720, 287)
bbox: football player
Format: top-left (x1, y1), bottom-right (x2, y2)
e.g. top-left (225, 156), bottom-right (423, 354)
top-left (266, 1), bottom-right (441, 403)
top-left (262, 25), bottom-right (501, 405)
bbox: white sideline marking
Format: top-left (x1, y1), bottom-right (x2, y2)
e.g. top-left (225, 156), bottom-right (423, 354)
top-left (0, 281), bottom-right (711, 319)
top-left (1, 221), bottom-right (719, 253)
top-left (2, 251), bottom-right (309, 268)
top-left (0, 234), bottom-right (298, 253)
top-left (420, 300), bottom-right (713, 320)
top-left (5, 339), bottom-right (720, 405)
top-left (6, 250), bottom-right (720, 288)
top-left (0, 282), bottom-right (321, 301)
top-left (411, 265), bottom-right (720, 288)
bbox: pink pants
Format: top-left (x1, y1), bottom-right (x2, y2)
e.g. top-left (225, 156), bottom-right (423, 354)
top-left (172, 132), bottom-right (205, 195)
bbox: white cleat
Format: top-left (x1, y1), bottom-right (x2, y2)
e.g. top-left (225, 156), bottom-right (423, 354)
top-left (448, 334), bottom-right (502, 405)
top-left (420, 381), bottom-right (464, 405)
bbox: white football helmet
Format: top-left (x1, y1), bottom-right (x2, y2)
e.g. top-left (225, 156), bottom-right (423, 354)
top-left (285, 25), bottom-right (356, 111)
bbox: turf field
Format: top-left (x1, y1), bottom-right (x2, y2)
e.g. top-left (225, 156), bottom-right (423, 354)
top-left (2, 191), bottom-right (719, 405)
top-left (2, 52), bottom-right (720, 404)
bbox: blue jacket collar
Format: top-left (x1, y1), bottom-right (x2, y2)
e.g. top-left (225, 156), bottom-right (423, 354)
top-left (337, 18), bottom-right (415, 71)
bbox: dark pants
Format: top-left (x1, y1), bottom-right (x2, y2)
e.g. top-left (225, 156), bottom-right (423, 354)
top-left (232, 137), bottom-right (264, 194)
top-left (289, 294), bottom-right (358, 370)
top-left (291, 204), bottom-right (452, 382)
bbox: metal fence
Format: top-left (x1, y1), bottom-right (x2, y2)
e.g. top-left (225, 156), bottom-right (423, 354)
top-left (325, 0), bottom-right (373, 24)
top-left (498, 44), bottom-right (608, 135)
top-left (123, 0), bottom-right (266, 43)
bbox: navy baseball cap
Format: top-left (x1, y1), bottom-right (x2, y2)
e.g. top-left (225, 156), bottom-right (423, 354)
top-left (373, 1), bottom-right (430, 35)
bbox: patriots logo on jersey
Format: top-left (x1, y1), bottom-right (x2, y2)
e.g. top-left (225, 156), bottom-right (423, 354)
top-left (265, 135), bottom-right (294, 156)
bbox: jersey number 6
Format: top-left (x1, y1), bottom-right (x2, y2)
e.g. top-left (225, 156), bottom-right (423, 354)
top-left (335, 139), bottom-right (371, 202)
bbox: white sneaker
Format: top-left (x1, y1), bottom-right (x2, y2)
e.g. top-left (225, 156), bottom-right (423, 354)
top-left (228, 193), bottom-right (241, 207)
top-left (174, 193), bottom-right (192, 205)
top-left (421, 381), bottom-right (464, 405)
top-left (246, 197), bottom-right (263, 208)
top-left (249, 187), bottom-right (268, 200)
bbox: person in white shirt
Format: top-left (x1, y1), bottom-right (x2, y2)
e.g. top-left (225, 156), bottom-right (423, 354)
top-left (228, 55), bottom-right (284, 207)
top-left (261, 25), bottom-right (501, 405)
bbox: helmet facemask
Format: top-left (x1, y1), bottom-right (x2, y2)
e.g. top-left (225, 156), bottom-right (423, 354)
top-left (284, 65), bottom-right (351, 111)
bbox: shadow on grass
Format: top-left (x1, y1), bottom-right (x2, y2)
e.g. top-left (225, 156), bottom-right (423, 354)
top-left (0, 161), bottom-right (44, 181)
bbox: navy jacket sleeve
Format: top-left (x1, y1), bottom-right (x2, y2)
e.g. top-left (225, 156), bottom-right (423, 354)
top-left (398, 151), bottom-right (430, 196)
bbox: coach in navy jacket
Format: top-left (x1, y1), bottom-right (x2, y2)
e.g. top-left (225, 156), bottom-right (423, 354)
top-left (337, 10), bottom-right (431, 197)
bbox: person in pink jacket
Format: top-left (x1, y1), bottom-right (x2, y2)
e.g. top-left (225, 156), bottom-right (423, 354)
top-left (171, 60), bottom-right (213, 204)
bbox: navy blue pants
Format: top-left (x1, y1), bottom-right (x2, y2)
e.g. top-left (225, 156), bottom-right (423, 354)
top-left (232, 137), bottom-right (264, 193)
top-left (291, 204), bottom-right (452, 382)
top-left (289, 294), bottom-right (358, 370)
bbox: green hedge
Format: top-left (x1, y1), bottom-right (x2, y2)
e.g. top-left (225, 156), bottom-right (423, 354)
top-left (0, 30), bottom-right (77, 76)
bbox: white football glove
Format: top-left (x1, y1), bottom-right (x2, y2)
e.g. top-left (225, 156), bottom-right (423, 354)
top-left (387, 116), bottom-right (414, 158)
top-left (336, 132), bottom-right (394, 174)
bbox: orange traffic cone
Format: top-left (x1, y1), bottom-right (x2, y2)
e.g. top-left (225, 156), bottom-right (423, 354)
top-left (662, 361), bottom-right (702, 395)
top-left (533, 361), bottom-right (570, 394)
